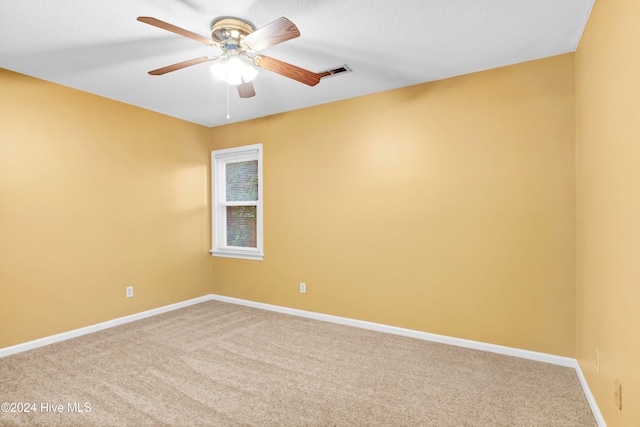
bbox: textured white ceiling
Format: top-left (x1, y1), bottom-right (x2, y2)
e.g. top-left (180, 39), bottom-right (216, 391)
top-left (0, 0), bottom-right (594, 127)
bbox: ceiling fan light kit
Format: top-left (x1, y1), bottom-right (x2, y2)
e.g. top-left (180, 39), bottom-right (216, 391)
top-left (208, 17), bottom-right (259, 86)
top-left (137, 15), bottom-right (323, 99)
top-left (210, 54), bottom-right (258, 85)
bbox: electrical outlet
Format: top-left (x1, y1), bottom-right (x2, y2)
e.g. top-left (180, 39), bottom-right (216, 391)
top-left (614, 379), bottom-right (622, 410)
top-left (126, 286), bottom-right (134, 298)
top-left (595, 348), bottom-right (600, 373)
top-left (300, 282), bottom-right (306, 294)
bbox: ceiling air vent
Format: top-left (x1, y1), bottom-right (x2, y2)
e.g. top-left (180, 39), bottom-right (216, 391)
top-left (318, 65), bottom-right (352, 79)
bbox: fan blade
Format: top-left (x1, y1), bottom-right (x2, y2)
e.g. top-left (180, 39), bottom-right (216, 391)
top-left (137, 16), bottom-right (215, 46)
top-left (149, 56), bottom-right (213, 75)
top-left (253, 55), bottom-right (320, 86)
top-left (242, 17), bottom-right (300, 51)
top-left (237, 82), bottom-right (256, 98)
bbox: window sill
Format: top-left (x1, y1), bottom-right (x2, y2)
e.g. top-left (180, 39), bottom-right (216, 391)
top-left (209, 250), bottom-right (264, 261)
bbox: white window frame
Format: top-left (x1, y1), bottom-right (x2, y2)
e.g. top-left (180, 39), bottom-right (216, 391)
top-left (209, 144), bottom-right (263, 260)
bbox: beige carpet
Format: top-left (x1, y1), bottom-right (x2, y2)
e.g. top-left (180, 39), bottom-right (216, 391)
top-left (0, 300), bottom-right (596, 426)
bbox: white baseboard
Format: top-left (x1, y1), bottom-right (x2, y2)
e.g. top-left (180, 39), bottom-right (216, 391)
top-left (0, 295), bottom-right (211, 358)
top-left (574, 360), bottom-right (608, 427)
top-left (0, 293), bottom-right (606, 426)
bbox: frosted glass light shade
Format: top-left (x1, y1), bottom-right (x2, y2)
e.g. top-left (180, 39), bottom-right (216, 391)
top-left (210, 55), bottom-right (258, 86)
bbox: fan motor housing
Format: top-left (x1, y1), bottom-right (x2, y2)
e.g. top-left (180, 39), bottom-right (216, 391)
top-left (210, 17), bottom-right (255, 50)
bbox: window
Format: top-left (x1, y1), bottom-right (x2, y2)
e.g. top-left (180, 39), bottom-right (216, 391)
top-left (210, 144), bottom-right (263, 260)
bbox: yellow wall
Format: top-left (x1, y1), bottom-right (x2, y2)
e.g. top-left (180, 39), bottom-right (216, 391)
top-left (576, 0), bottom-right (640, 425)
top-left (0, 69), bottom-right (212, 348)
top-left (209, 54), bottom-right (577, 357)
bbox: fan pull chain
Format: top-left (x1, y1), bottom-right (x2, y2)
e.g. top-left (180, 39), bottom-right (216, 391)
top-left (226, 83), bottom-right (230, 120)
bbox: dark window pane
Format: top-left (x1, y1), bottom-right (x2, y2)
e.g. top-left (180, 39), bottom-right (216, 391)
top-left (226, 160), bottom-right (258, 202)
top-left (226, 206), bottom-right (257, 248)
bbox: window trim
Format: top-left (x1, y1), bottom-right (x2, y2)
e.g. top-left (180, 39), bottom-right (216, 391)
top-left (209, 144), bottom-right (263, 260)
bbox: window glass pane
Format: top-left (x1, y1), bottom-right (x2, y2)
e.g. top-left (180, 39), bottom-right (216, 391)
top-left (226, 160), bottom-right (258, 202)
top-left (226, 206), bottom-right (257, 248)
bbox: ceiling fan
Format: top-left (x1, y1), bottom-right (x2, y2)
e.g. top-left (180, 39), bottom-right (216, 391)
top-left (137, 15), bottom-right (322, 99)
